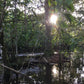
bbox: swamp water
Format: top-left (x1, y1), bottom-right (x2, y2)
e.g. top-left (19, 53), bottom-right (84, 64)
top-left (0, 52), bottom-right (84, 84)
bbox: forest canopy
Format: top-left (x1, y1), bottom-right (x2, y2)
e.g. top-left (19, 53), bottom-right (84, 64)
top-left (0, 0), bottom-right (84, 53)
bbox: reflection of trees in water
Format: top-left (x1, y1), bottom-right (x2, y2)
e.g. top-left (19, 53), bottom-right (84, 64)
top-left (1, 52), bottom-right (84, 84)
top-left (51, 52), bottom-right (84, 84)
top-left (52, 65), bottom-right (59, 78)
top-left (70, 52), bottom-right (84, 84)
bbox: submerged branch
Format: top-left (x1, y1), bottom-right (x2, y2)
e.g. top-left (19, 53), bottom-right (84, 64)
top-left (0, 64), bottom-right (28, 78)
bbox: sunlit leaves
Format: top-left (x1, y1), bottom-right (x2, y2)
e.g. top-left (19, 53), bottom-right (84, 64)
top-left (48, 0), bottom-right (57, 7)
top-left (56, 0), bottom-right (62, 6)
top-left (53, 0), bottom-right (74, 12)
top-left (64, 13), bottom-right (76, 25)
top-left (63, 0), bottom-right (74, 12)
top-left (2, 0), bottom-right (83, 53)
top-left (48, 0), bottom-right (51, 7)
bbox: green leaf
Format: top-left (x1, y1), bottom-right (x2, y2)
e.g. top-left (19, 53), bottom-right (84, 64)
top-left (48, 0), bottom-right (51, 7)
top-left (53, 1), bottom-right (57, 6)
top-left (64, 13), bottom-right (76, 24)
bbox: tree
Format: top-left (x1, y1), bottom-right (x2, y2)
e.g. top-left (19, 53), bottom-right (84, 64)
top-left (44, 0), bottom-right (53, 57)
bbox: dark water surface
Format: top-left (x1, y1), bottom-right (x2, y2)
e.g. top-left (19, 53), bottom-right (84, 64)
top-left (0, 52), bottom-right (84, 84)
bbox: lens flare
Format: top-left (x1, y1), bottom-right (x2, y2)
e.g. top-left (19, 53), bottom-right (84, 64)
top-left (50, 14), bottom-right (58, 24)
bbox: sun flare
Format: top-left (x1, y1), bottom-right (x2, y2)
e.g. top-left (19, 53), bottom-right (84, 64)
top-left (50, 14), bottom-right (58, 24)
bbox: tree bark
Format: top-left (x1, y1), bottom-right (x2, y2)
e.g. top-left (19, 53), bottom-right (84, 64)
top-left (44, 0), bottom-right (53, 57)
top-left (44, 0), bottom-right (52, 83)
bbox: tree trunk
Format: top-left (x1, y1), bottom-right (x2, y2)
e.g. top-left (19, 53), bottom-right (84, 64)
top-left (10, 0), bottom-right (18, 83)
top-left (44, 1), bottom-right (53, 83)
top-left (44, 0), bottom-right (53, 57)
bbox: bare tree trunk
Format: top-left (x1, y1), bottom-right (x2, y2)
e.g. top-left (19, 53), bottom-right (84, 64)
top-left (11, 0), bottom-right (18, 62)
top-left (44, 0), bottom-right (52, 84)
top-left (44, 0), bottom-right (53, 57)
top-left (24, 0), bottom-right (28, 49)
top-left (11, 0), bottom-right (18, 83)
top-left (14, 0), bottom-right (18, 55)
top-left (10, 0), bottom-right (18, 56)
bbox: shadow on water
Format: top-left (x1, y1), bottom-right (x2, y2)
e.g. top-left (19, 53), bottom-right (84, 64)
top-left (1, 52), bottom-right (84, 84)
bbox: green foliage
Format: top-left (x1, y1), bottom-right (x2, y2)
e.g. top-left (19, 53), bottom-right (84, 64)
top-left (48, 0), bottom-right (51, 7)
top-left (63, 0), bottom-right (74, 12)
top-left (64, 13), bottom-right (77, 25)
top-left (2, 0), bottom-right (84, 53)
top-left (52, 0), bottom-right (74, 12)
top-left (48, 0), bottom-right (57, 7)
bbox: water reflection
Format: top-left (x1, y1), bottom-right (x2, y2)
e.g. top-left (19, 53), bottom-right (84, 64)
top-left (52, 65), bottom-right (59, 78)
top-left (81, 67), bottom-right (84, 78)
top-left (81, 73), bottom-right (84, 77)
top-left (82, 67), bottom-right (84, 71)
top-left (2, 52), bottom-right (84, 84)
top-left (74, 78), bottom-right (78, 84)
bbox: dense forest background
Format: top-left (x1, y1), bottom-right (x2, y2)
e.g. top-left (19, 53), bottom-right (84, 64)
top-left (0, 0), bottom-right (84, 84)
top-left (0, 0), bottom-right (84, 53)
